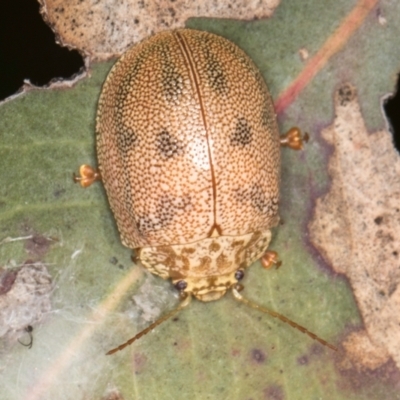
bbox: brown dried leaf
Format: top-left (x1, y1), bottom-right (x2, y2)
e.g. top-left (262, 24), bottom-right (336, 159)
top-left (309, 83), bottom-right (400, 370)
top-left (341, 330), bottom-right (390, 372)
top-left (38, 0), bottom-right (280, 60)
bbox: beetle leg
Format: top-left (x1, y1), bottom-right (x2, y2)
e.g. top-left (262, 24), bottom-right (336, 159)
top-left (261, 250), bottom-right (282, 270)
top-left (280, 127), bottom-right (309, 150)
top-left (73, 164), bottom-right (101, 188)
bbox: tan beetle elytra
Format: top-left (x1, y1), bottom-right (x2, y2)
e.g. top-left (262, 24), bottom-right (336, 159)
top-left (74, 29), bottom-right (336, 354)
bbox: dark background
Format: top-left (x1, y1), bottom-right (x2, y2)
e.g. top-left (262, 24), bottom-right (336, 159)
top-left (0, 0), bottom-right (399, 151)
top-left (0, 0), bottom-right (83, 100)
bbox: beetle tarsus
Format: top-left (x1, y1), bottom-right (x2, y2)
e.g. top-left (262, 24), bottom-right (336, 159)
top-left (280, 127), bottom-right (309, 150)
top-left (73, 164), bottom-right (101, 188)
top-left (261, 250), bottom-right (282, 270)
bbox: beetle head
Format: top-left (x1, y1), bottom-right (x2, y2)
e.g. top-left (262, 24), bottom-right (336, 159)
top-left (172, 269), bottom-right (244, 302)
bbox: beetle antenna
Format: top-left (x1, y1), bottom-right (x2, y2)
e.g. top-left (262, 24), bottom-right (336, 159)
top-left (232, 284), bottom-right (337, 351)
top-left (106, 292), bottom-right (192, 355)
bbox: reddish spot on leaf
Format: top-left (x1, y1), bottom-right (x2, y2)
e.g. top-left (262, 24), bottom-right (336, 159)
top-left (133, 352), bottom-right (147, 374)
top-left (251, 348), bottom-right (267, 364)
top-left (297, 354), bottom-right (309, 366)
top-left (0, 268), bottom-right (18, 295)
top-left (264, 384), bottom-right (284, 400)
top-left (25, 234), bottom-right (52, 259)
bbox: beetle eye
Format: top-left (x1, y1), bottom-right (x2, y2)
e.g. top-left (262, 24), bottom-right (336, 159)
top-left (174, 280), bottom-right (188, 291)
top-left (235, 270), bottom-right (245, 281)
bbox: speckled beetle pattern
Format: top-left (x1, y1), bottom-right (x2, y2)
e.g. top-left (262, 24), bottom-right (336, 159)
top-left (74, 28), bottom-right (336, 354)
top-left (96, 29), bottom-right (280, 302)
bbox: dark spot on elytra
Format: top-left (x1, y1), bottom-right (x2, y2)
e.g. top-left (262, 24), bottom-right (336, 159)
top-left (231, 117), bottom-right (252, 147)
top-left (114, 57), bottom-right (143, 114)
top-left (109, 56), bottom-right (143, 151)
top-left (158, 44), bottom-right (184, 103)
top-left (235, 184), bottom-right (278, 216)
top-left (251, 348), bottom-right (267, 364)
top-left (253, 192), bottom-right (278, 215)
top-left (162, 66), bottom-right (184, 102)
top-left (374, 216), bottom-right (383, 225)
top-left (156, 130), bottom-right (184, 159)
top-left (116, 126), bottom-right (137, 153)
top-left (136, 195), bottom-right (191, 235)
top-left (205, 52), bottom-right (229, 95)
top-left (136, 215), bottom-right (160, 235)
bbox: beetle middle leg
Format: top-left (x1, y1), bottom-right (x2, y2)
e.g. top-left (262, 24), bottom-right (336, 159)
top-left (73, 164), bottom-right (101, 187)
top-left (280, 127), bottom-right (309, 150)
top-left (261, 250), bottom-right (282, 270)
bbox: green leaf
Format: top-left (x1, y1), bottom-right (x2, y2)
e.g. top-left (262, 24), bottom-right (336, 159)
top-left (1, 0), bottom-right (400, 399)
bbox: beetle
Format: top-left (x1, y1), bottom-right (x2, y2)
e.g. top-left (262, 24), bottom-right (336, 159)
top-left (74, 29), bottom-right (336, 354)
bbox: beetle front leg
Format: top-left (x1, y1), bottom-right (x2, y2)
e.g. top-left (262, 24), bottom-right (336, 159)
top-left (280, 127), bottom-right (309, 150)
top-left (73, 164), bottom-right (101, 188)
top-left (261, 250), bottom-right (282, 270)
